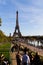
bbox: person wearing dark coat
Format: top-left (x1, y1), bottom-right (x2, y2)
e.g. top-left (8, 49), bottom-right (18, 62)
top-left (16, 51), bottom-right (21, 65)
top-left (33, 52), bottom-right (41, 65)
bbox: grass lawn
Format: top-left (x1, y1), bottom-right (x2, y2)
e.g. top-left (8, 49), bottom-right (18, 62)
top-left (0, 43), bottom-right (11, 51)
top-left (0, 42), bottom-right (11, 60)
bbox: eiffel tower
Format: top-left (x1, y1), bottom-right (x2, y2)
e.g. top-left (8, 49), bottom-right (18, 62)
top-left (13, 11), bottom-right (22, 38)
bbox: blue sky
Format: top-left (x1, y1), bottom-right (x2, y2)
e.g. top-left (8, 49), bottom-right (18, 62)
top-left (0, 0), bottom-right (43, 36)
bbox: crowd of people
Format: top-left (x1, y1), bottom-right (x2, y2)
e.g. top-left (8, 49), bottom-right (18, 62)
top-left (16, 47), bottom-right (43, 65)
top-left (11, 43), bottom-right (21, 52)
top-left (0, 53), bottom-right (10, 65)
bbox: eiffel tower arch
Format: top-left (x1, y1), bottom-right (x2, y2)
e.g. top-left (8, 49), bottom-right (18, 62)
top-left (13, 11), bottom-right (22, 39)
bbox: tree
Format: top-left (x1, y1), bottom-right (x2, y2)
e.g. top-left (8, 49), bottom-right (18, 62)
top-left (0, 18), bottom-right (2, 26)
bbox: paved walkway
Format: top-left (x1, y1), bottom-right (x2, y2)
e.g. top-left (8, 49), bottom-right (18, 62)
top-left (10, 52), bottom-right (17, 65)
top-left (20, 43), bottom-right (43, 56)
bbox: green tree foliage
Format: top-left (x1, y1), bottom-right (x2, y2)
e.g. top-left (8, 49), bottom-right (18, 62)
top-left (0, 30), bottom-right (12, 43)
top-left (0, 30), bottom-right (7, 43)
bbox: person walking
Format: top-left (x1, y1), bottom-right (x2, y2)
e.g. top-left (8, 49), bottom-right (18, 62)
top-left (22, 47), bottom-right (30, 65)
top-left (16, 51), bottom-right (21, 65)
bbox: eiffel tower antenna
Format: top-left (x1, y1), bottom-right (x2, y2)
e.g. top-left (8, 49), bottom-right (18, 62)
top-left (16, 11), bottom-right (18, 27)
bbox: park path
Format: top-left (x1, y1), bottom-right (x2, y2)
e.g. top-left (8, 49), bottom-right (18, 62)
top-left (20, 43), bottom-right (43, 56)
top-left (10, 43), bottom-right (17, 65)
top-left (10, 52), bottom-right (17, 65)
